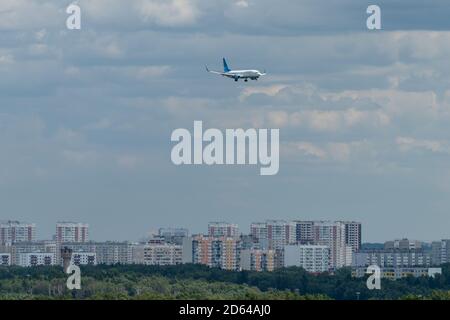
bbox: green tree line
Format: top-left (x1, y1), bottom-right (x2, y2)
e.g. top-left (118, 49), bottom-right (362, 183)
top-left (1, 264), bottom-right (450, 300)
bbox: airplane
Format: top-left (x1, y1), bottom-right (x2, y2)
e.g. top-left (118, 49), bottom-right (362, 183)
top-left (206, 58), bottom-right (266, 82)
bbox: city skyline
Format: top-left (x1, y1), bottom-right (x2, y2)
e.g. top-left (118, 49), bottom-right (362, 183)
top-left (0, 217), bottom-right (443, 244)
top-left (2, 219), bottom-right (448, 278)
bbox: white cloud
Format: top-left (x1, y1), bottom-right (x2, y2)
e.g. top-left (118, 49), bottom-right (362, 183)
top-left (0, 1), bottom-right (69, 31)
top-left (266, 108), bottom-right (390, 132)
top-left (287, 142), bottom-right (327, 159)
top-left (240, 85), bottom-right (288, 101)
top-left (396, 137), bottom-right (446, 153)
top-left (135, 66), bottom-right (171, 79)
top-left (138, 0), bottom-right (200, 27)
top-left (0, 54), bottom-right (14, 65)
top-left (235, 1), bottom-right (249, 8)
top-left (283, 141), bottom-right (368, 163)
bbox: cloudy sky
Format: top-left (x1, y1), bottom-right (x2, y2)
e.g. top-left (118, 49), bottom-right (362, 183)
top-left (1, 0), bottom-right (450, 242)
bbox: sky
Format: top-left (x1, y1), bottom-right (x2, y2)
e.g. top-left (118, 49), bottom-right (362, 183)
top-left (1, 0), bottom-right (450, 242)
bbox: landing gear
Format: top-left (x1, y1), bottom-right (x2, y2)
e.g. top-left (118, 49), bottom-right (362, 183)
top-left (234, 78), bottom-right (238, 82)
top-left (244, 79), bottom-right (248, 82)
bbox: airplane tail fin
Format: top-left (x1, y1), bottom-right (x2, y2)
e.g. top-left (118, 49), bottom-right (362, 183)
top-left (223, 58), bottom-right (231, 73)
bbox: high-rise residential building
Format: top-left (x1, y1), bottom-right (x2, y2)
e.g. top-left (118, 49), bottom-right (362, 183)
top-left (208, 222), bottom-right (239, 238)
top-left (158, 228), bottom-right (189, 245)
top-left (240, 249), bottom-right (276, 272)
top-left (18, 252), bottom-right (55, 267)
top-left (190, 235), bottom-right (241, 271)
top-left (250, 223), bottom-right (268, 248)
top-left (220, 237), bottom-right (241, 270)
top-left (293, 220), bottom-right (362, 251)
top-left (431, 241), bottom-right (441, 265)
top-left (266, 220), bottom-right (296, 249)
top-left (313, 221), bottom-right (349, 269)
top-left (284, 245), bottom-right (330, 273)
top-left (250, 223), bottom-right (267, 242)
top-left (0, 220), bottom-right (36, 245)
top-left (294, 221), bottom-right (314, 245)
top-left (143, 243), bottom-right (182, 266)
top-left (342, 221), bottom-right (362, 252)
top-left (345, 245), bottom-right (353, 266)
top-left (431, 240), bottom-right (450, 265)
top-left (250, 220), bottom-right (297, 250)
top-left (56, 222), bottom-right (89, 243)
top-left (95, 242), bottom-right (132, 265)
top-left (190, 236), bottom-right (211, 265)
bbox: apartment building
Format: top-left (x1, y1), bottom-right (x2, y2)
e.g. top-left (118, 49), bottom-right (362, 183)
top-left (353, 250), bottom-right (432, 268)
top-left (250, 223), bottom-right (267, 242)
top-left (208, 222), bottom-right (239, 238)
top-left (249, 220), bottom-right (296, 250)
top-left (342, 221), bottom-right (362, 252)
top-left (8, 241), bottom-right (57, 266)
top-left (240, 249), bottom-right (276, 272)
top-left (220, 237), bottom-right (241, 270)
top-left (313, 221), bottom-right (350, 269)
top-left (284, 245), bottom-right (330, 273)
top-left (71, 252), bottom-right (96, 266)
top-left (95, 242), bottom-right (132, 265)
top-left (294, 220), bottom-right (361, 252)
top-left (56, 222), bottom-right (89, 243)
top-left (431, 240), bottom-right (450, 265)
top-left (143, 243), bottom-right (182, 265)
top-left (190, 235), bottom-right (241, 271)
top-left (0, 221), bottom-right (36, 245)
top-left (18, 252), bottom-right (55, 267)
top-left (294, 221), bottom-right (314, 245)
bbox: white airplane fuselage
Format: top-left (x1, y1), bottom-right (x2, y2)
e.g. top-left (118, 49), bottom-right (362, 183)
top-left (225, 70), bottom-right (262, 81)
top-left (206, 58), bottom-right (266, 82)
